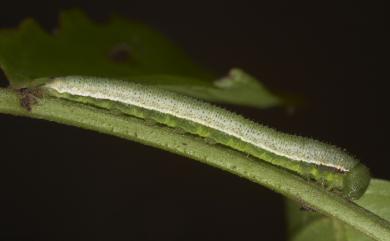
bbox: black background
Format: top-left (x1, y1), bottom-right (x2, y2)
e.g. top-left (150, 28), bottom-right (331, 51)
top-left (0, 1), bottom-right (387, 241)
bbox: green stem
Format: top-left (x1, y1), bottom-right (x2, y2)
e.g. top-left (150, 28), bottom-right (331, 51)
top-left (1, 87), bottom-right (389, 241)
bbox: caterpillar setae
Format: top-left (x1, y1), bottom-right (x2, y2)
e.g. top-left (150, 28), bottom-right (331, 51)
top-left (37, 76), bottom-right (370, 199)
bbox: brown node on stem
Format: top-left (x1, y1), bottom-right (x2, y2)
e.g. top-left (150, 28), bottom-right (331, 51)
top-left (18, 88), bottom-right (43, 112)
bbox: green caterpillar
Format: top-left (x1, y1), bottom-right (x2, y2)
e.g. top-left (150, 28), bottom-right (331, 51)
top-left (37, 76), bottom-right (370, 199)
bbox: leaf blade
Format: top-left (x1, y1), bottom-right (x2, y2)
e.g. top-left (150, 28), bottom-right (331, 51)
top-left (0, 9), bottom-right (281, 108)
top-left (286, 179), bottom-right (390, 241)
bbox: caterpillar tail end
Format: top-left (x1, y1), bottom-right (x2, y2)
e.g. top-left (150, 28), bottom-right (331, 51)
top-left (344, 163), bottom-right (371, 200)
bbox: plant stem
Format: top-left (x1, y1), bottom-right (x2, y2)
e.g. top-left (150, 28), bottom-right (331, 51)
top-left (1, 87), bottom-right (389, 241)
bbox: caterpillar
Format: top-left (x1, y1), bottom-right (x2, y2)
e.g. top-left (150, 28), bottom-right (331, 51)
top-left (37, 76), bottom-right (370, 199)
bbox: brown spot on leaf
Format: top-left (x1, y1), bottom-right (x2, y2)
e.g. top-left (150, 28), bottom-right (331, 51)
top-left (108, 43), bottom-right (132, 63)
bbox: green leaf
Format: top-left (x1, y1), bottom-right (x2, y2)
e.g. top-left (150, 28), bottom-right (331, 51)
top-left (286, 179), bottom-right (390, 241)
top-left (133, 68), bottom-right (281, 108)
top-left (0, 9), bottom-right (281, 108)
